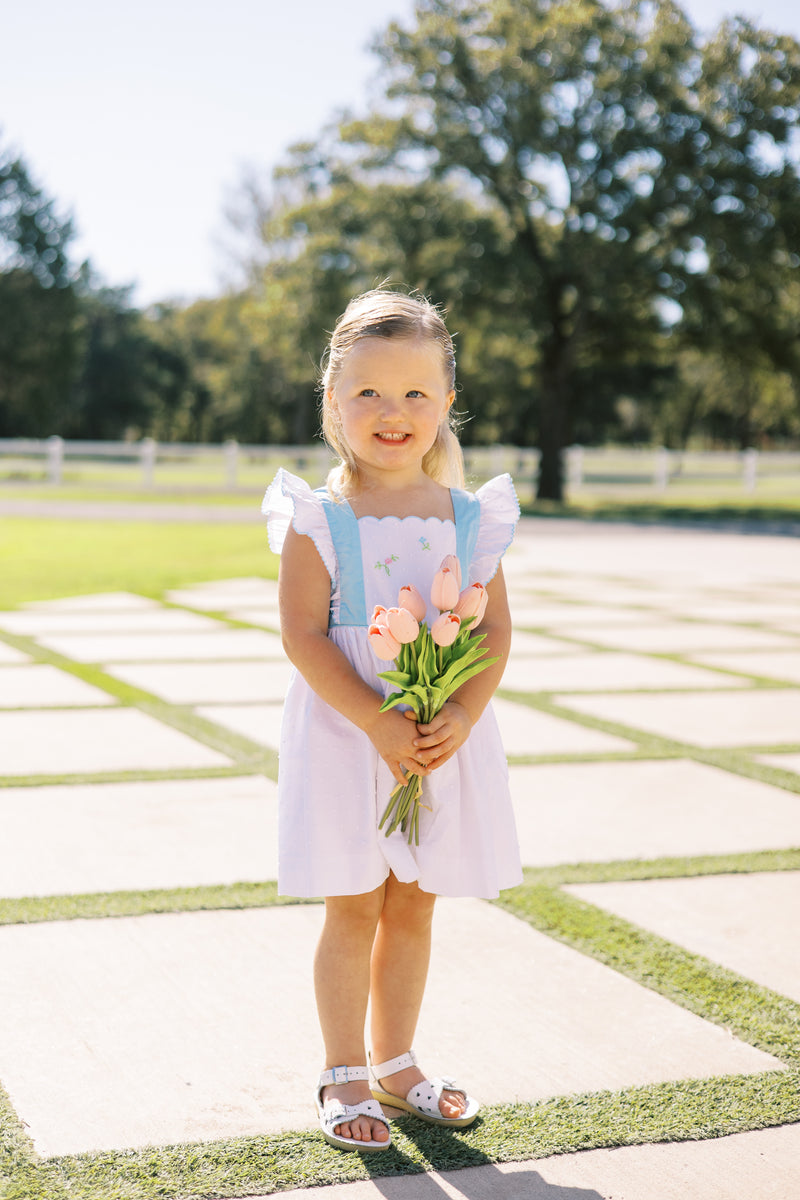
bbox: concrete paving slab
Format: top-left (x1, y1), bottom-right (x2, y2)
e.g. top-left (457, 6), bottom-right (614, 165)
top-left (0, 608), bottom-right (223, 635)
top-left (509, 759), bottom-right (800, 866)
top-left (567, 872), bottom-right (800, 1003)
top-left (501, 652), bottom-right (745, 693)
top-left (672, 603), bottom-right (800, 626)
top-left (690, 649), bottom-right (800, 684)
top-left (225, 605), bottom-right (282, 629)
top-left (165, 579), bottom-right (278, 610)
top-left (492, 698), bottom-right (635, 756)
top-left (506, 631), bottom-right (585, 655)
top-left (0, 775), bottom-right (276, 897)
top-left (0, 664), bottom-right (115, 708)
top-left (757, 752), bottom-right (800, 774)
top-left (0, 899), bottom-right (781, 1156)
top-left (36, 628), bottom-right (286, 663)
top-left (0, 642), bottom-right (31, 664)
top-left (268, 1124), bottom-right (800, 1200)
top-left (553, 622), bottom-right (800, 654)
top-left (106, 660), bottom-right (294, 704)
top-left (557, 689), bottom-right (800, 747)
top-left (507, 524), bottom-right (800, 588)
top-left (21, 592), bottom-right (162, 612)
top-left (510, 604), bottom-right (661, 628)
top-left (197, 703), bottom-right (284, 750)
top-left (0, 708), bottom-right (232, 776)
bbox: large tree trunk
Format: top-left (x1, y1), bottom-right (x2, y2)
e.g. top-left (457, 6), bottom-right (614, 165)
top-left (536, 325), bottom-right (570, 502)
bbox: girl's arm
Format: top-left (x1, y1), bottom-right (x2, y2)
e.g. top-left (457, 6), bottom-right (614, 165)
top-left (279, 525), bottom-right (431, 785)
top-left (410, 564), bottom-right (512, 768)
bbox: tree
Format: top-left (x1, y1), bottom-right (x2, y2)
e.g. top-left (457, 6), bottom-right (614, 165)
top-left (333, 0), bottom-right (800, 497)
top-left (0, 143), bottom-right (81, 433)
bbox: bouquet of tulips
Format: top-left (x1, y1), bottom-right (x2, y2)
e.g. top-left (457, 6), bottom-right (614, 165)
top-left (367, 556), bottom-right (499, 845)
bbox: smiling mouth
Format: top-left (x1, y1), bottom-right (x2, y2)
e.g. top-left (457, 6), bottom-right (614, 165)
top-left (375, 432), bottom-right (410, 442)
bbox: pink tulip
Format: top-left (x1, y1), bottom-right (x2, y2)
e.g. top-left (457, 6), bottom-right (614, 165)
top-left (439, 554), bottom-right (462, 587)
top-left (454, 582), bottom-right (488, 626)
top-left (371, 605), bottom-right (389, 626)
top-left (368, 622), bottom-right (401, 660)
top-left (397, 584), bottom-right (426, 622)
top-left (431, 611), bottom-right (461, 647)
top-left (430, 566), bottom-right (460, 612)
top-left (385, 606), bottom-right (420, 644)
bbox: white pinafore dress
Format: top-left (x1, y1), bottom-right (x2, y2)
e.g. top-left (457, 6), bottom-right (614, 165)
top-left (262, 468), bottom-right (522, 899)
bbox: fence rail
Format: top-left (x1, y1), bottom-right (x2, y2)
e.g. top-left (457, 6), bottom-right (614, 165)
top-left (1, 437), bottom-right (798, 498)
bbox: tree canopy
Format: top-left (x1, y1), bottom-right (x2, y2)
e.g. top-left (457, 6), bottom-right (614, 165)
top-left (324, 0), bottom-right (800, 496)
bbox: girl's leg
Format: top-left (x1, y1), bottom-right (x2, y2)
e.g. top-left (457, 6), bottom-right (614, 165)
top-left (369, 876), bottom-right (466, 1119)
top-left (315, 884), bottom-right (389, 1143)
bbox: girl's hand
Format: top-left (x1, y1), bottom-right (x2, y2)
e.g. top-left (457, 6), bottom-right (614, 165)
top-left (407, 701), bottom-right (472, 770)
top-left (366, 708), bottom-right (433, 786)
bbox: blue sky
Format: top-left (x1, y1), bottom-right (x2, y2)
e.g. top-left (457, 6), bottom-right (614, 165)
top-left (1, 0), bottom-right (796, 306)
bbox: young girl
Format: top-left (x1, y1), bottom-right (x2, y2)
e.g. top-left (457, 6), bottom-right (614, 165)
top-left (262, 289), bottom-right (521, 1152)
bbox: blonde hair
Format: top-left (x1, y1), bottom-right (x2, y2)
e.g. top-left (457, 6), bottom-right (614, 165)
top-left (320, 289), bottom-right (465, 493)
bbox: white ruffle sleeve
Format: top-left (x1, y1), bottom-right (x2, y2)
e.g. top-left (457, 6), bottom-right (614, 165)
top-left (261, 468), bottom-right (337, 583)
top-left (470, 473), bottom-right (520, 584)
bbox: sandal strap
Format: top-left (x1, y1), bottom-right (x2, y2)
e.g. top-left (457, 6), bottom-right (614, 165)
top-left (369, 1049), bottom-right (417, 1080)
top-left (319, 1064), bottom-right (370, 1087)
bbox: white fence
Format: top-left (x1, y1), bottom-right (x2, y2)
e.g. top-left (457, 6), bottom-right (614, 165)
top-left (0, 437), bottom-right (798, 497)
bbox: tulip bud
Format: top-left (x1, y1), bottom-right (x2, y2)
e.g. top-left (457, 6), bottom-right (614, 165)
top-left (368, 622), bottom-right (401, 660)
top-left (430, 567), bottom-right (460, 612)
top-left (431, 611), bottom-right (461, 647)
top-left (454, 582), bottom-right (488, 626)
top-left (385, 606), bottom-right (420, 644)
top-left (371, 605), bottom-right (389, 626)
top-left (439, 554), bottom-right (462, 587)
top-left (397, 584), bottom-right (426, 623)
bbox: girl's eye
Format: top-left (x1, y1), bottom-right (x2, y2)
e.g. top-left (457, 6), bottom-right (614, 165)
top-left (407, 390), bottom-right (424, 398)
top-left (359, 388), bottom-right (378, 397)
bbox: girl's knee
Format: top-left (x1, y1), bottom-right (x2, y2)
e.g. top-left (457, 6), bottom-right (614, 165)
top-left (380, 878), bottom-right (436, 932)
top-left (323, 888), bottom-right (384, 938)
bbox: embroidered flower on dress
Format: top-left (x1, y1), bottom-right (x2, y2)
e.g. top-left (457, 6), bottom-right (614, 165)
top-left (419, 537), bottom-right (431, 551)
top-left (375, 554), bottom-right (399, 576)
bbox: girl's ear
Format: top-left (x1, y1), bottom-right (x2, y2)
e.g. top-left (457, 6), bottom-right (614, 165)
top-left (444, 390), bottom-right (455, 412)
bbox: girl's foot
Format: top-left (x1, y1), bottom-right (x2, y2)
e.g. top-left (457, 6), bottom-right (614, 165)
top-left (320, 1079), bottom-right (391, 1144)
top-left (369, 1050), bottom-right (479, 1127)
top-left (374, 1062), bottom-right (466, 1119)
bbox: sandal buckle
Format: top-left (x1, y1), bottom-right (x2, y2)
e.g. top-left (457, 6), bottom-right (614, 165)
top-left (331, 1064), bottom-right (350, 1084)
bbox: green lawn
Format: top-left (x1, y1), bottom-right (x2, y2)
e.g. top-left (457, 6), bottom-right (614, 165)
top-left (0, 518), bottom-right (279, 609)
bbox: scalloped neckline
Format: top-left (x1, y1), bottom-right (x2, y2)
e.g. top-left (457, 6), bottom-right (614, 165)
top-left (356, 513), bottom-right (455, 526)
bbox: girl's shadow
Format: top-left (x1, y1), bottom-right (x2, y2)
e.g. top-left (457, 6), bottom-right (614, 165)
top-left (362, 1120), bottom-right (603, 1199)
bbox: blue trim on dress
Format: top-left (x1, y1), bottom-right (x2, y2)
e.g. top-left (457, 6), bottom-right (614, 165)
top-left (316, 490), bottom-right (368, 627)
top-left (451, 488), bottom-right (481, 586)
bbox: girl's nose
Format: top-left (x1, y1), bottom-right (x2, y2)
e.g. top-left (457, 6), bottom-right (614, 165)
top-left (379, 393), bottom-right (405, 420)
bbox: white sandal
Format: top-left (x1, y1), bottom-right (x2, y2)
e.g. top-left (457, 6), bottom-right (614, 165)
top-left (316, 1065), bottom-right (392, 1152)
top-left (369, 1050), bottom-right (480, 1128)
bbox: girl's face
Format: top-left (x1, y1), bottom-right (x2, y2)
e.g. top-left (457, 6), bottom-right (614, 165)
top-left (329, 336), bottom-right (454, 485)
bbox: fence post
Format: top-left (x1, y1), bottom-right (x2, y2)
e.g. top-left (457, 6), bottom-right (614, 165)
top-left (566, 444), bottom-right (584, 490)
top-left (224, 439), bottom-right (239, 490)
top-left (140, 437), bottom-right (157, 488)
top-left (46, 435), bottom-right (64, 486)
top-left (654, 446), bottom-right (670, 491)
top-left (742, 448), bottom-right (758, 493)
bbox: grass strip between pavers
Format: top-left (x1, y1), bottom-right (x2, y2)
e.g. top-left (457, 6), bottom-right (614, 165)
top-left (0, 883), bottom-right (319, 927)
top-left (2, 848), bottom-right (798, 929)
top-left (1, 1071), bottom-right (796, 1200)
